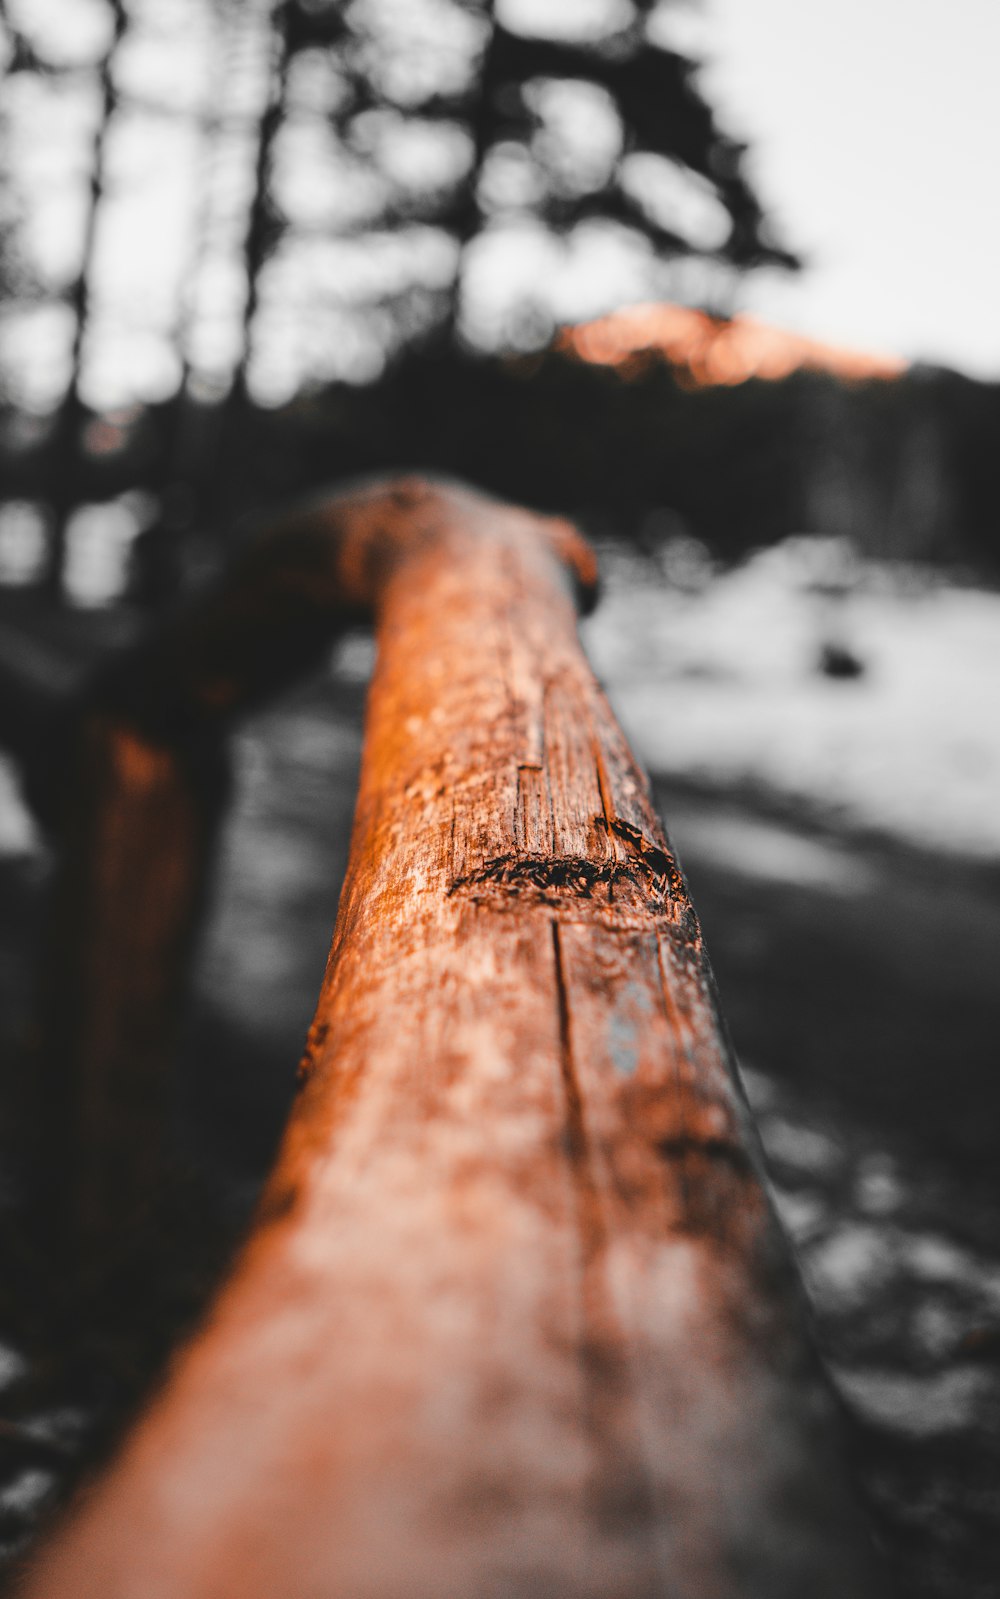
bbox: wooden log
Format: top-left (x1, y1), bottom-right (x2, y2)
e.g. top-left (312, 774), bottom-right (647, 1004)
top-left (22, 478), bottom-right (879, 1596)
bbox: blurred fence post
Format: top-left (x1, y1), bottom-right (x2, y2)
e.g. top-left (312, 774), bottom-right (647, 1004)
top-left (23, 476), bottom-right (879, 1597)
top-left (31, 715), bottom-right (229, 1244)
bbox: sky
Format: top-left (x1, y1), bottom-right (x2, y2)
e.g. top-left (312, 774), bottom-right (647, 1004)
top-left (694, 0), bottom-right (1000, 378)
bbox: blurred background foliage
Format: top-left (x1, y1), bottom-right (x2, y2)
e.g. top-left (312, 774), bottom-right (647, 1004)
top-left (0, 0), bottom-right (792, 598)
top-left (1, 0), bottom-right (994, 616)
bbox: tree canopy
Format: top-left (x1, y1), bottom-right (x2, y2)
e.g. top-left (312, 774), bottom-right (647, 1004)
top-left (0, 0), bottom-right (795, 409)
top-left (231, 0), bottom-right (800, 388)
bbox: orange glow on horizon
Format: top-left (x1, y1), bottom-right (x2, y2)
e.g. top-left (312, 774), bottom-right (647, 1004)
top-left (558, 303), bottom-right (909, 387)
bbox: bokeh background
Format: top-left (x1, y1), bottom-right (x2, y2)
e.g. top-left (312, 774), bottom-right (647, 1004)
top-left (0, 2), bottom-right (998, 1595)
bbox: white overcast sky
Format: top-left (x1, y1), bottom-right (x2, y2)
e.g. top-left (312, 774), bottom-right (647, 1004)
top-left (696, 0), bottom-right (1000, 378)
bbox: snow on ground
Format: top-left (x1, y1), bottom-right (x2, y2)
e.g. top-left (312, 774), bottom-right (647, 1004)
top-left (0, 758), bottom-right (37, 856)
top-left (583, 538), bottom-right (1000, 861)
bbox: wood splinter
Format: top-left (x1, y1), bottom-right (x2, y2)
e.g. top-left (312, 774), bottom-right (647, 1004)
top-left (23, 477), bottom-right (880, 1597)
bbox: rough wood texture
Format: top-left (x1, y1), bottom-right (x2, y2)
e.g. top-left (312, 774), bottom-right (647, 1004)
top-left (23, 479), bottom-right (879, 1597)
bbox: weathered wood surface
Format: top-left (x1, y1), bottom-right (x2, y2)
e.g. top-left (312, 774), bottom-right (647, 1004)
top-left (22, 478), bottom-right (879, 1597)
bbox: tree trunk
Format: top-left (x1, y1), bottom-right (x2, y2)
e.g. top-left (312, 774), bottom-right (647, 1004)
top-left (39, 0), bottom-right (127, 600)
top-left (206, 0), bottom-right (294, 529)
top-left (23, 477), bottom-right (879, 1597)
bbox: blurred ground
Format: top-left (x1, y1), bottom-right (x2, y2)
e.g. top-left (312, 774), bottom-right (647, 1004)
top-left (0, 547), bottom-right (998, 1596)
top-left (585, 538), bottom-right (1000, 859)
top-left (663, 782), bottom-right (1000, 1598)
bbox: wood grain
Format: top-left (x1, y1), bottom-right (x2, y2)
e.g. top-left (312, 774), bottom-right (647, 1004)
top-left (23, 478), bottom-right (879, 1597)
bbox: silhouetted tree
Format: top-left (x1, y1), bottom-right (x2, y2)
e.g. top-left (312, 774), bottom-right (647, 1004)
top-left (242, 0), bottom-right (798, 381)
top-left (41, 0), bottom-right (128, 597)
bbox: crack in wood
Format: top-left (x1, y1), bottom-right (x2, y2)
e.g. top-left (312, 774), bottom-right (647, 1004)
top-left (609, 819), bottom-right (683, 898)
top-left (449, 850), bottom-right (676, 912)
top-left (592, 747), bottom-right (618, 840)
top-left (550, 921), bottom-right (660, 1543)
